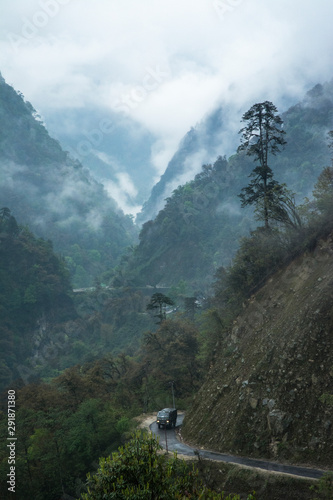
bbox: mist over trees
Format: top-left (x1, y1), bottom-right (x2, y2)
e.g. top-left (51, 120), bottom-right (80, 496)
top-left (1, 76), bottom-right (333, 499)
top-left (0, 75), bottom-right (138, 288)
top-left (238, 101), bottom-right (289, 228)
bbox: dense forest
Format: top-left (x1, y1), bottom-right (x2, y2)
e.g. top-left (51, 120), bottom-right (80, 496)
top-left (138, 81), bottom-right (333, 224)
top-left (0, 208), bottom-right (75, 389)
top-left (118, 83), bottom-right (333, 293)
top-left (1, 78), bottom-right (333, 499)
top-left (0, 73), bottom-right (137, 288)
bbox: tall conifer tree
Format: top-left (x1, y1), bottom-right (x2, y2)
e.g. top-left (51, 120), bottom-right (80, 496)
top-left (238, 101), bottom-right (287, 229)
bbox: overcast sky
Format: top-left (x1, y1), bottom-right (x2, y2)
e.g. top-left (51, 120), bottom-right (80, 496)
top-left (1, 0), bottom-right (333, 175)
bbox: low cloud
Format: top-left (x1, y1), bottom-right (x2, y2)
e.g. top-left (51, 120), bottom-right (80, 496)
top-left (104, 174), bottom-right (142, 216)
top-left (1, 0), bottom-right (333, 211)
top-left (217, 201), bottom-right (242, 217)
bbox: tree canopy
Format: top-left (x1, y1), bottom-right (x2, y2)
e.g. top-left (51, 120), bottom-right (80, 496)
top-left (146, 293), bottom-right (175, 323)
top-left (81, 431), bottom-right (256, 499)
top-left (238, 101), bottom-right (288, 228)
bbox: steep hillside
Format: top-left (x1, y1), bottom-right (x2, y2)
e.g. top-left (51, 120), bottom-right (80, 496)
top-left (0, 207), bottom-right (155, 393)
top-left (138, 81), bottom-right (333, 224)
top-left (0, 73), bottom-right (137, 286)
top-left (117, 156), bottom-right (253, 291)
top-left (137, 106), bottom-right (229, 224)
top-left (118, 84), bottom-right (333, 293)
top-left (182, 233), bottom-right (333, 467)
top-left (0, 209), bottom-right (77, 390)
top-left (272, 82), bottom-right (333, 196)
top-left (45, 106), bottom-right (157, 211)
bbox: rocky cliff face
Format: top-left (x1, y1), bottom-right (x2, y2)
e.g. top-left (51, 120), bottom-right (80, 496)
top-left (182, 234), bottom-right (333, 467)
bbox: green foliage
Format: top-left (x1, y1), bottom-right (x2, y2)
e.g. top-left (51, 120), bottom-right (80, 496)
top-left (168, 280), bottom-right (191, 302)
top-left (0, 77), bottom-right (138, 287)
top-left (216, 227), bottom-right (291, 307)
top-left (0, 364), bottom-right (138, 499)
top-left (120, 86), bottom-right (333, 292)
top-left (0, 208), bottom-right (75, 391)
top-left (81, 431), bottom-right (256, 499)
top-left (2, 81), bottom-right (333, 499)
top-left (196, 308), bottom-right (227, 366)
top-left (313, 165), bottom-right (333, 214)
top-left (143, 318), bottom-right (202, 402)
top-left (238, 101), bottom-right (286, 162)
top-left (146, 292), bottom-right (175, 323)
top-left (118, 156), bottom-right (246, 290)
top-left (310, 472), bottom-right (333, 499)
top-left (214, 142), bottom-right (333, 310)
top-left (320, 393), bottom-right (333, 407)
top-left (238, 101), bottom-right (288, 229)
top-left (0, 312), bottom-right (207, 496)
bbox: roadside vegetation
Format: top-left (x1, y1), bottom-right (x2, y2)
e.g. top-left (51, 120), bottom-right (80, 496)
top-left (1, 100), bottom-right (333, 499)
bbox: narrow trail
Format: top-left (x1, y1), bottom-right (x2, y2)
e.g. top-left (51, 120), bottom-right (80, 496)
top-left (149, 414), bottom-right (328, 480)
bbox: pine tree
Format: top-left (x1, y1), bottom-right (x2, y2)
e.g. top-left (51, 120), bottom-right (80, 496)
top-left (238, 101), bottom-right (287, 229)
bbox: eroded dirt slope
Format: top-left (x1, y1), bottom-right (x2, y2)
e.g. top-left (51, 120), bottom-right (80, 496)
top-left (183, 234), bottom-right (333, 468)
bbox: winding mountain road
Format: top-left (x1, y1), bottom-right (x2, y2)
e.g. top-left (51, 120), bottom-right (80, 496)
top-left (149, 414), bottom-right (327, 480)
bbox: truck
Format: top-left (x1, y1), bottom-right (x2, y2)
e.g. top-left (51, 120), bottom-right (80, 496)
top-left (156, 408), bottom-right (177, 429)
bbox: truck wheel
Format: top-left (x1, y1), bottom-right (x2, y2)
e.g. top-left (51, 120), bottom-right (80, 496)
top-left (158, 424), bottom-right (160, 429)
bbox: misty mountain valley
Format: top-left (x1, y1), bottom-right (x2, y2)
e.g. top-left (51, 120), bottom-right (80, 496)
top-left (1, 72), bottom-right (333, 499)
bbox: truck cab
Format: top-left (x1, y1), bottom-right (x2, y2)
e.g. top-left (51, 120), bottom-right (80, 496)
top-left (156, 408), bottom-right (177, 429)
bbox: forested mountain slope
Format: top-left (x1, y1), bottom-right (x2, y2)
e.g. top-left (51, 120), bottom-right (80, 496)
top-left (45, 105), bottom-right (158, 210)
top-left (0, 209), bottom-right (76, 389)
top-left (0, 207), bottom-right (156, 393)
top-left (0, 73), bottom-right (137, 287)
top-left (1, 76), bottom-right (333, 498)
top-left (118, 155), bottom-right (251, 291)
top-left (182, 230), bottom-right (333, 467)
top-left (137, 106), bottom-right (227, 224)
top-left (138, 81), bottom-right (333, 224)
top-left (118, 83), bottom-right (333, 293)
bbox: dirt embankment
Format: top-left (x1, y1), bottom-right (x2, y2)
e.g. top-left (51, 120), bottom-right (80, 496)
top-left (182, 233), bottom-right (333, 468)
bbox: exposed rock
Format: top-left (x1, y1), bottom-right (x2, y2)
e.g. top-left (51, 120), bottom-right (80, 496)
top-left (249, 397), bottom-right (258, 409)
top-left (267, 410), bottom-right (292, 435)
top-left (182, 232), bottom-right (333, 467)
